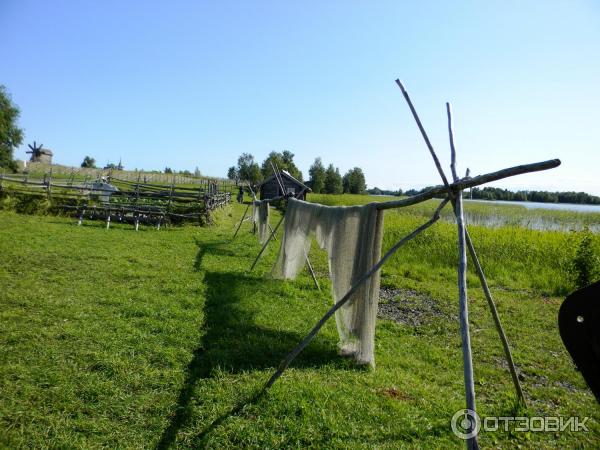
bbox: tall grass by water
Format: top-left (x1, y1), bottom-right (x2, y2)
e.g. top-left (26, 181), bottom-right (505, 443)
top-left (308, 193), bottom-right (600, 295)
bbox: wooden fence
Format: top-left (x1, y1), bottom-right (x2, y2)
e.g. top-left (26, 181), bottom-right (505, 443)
top-left (0, 171), bottom-right (232, 228)
top-left (22, 162), bottom-right (235, 188)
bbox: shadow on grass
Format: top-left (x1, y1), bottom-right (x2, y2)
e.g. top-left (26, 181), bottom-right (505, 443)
top-left (156, 243), bottom-right (338, 449)
top-left (192, 239), bottom-right (241, 270)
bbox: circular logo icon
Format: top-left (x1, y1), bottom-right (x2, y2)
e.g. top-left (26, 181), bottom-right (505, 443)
top-left (451, 409), bottom-right (481, 440)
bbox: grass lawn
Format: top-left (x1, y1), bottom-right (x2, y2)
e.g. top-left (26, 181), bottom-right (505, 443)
top-left (0, 201), bottom-right (598, 448)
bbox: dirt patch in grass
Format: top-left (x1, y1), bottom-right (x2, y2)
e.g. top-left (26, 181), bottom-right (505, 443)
top-left (379, 386), bottom-right (412, 401)
top-left (377, 287), bottom-right (450, 326)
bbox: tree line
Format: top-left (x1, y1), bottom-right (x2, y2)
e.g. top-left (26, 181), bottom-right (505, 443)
top-left (401, 185), bottom-right (600, 205)
top-left (469, 186), bottom-right (600, 205)
top-left (228, 153), bottom-right (367, 194)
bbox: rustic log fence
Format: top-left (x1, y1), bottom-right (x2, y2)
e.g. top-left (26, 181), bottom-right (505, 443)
top-left (0, 171), bottom-right (233, 229)
top-left (21, 162), bottom-right (233, 187)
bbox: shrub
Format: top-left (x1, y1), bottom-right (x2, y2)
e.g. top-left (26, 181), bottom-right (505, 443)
top-left (570, 228), bottom-right (599, 289)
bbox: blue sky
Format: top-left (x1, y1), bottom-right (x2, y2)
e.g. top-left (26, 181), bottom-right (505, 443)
top-left (2, 0), bottom-right (599, 194)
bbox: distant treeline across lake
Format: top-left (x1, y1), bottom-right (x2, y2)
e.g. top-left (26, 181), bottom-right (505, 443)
top-left (464, 199), bottom-right (600, 213)
top-left (370, 186), bottom-right (600, 205)
top-left (361, 193), bottom-right (600, 232)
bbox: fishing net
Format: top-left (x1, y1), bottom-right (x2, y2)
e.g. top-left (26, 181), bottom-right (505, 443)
top-left (257, 202), bottom-right (270, 244)
top-left (272, 198), bottom-right (384, 366)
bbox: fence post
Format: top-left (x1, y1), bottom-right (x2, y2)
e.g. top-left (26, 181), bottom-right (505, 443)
top-left (166, 174), bottom-right (175, 223)
top-left (134, 171), bottom-right (141, 231)
top-left (78, 207), bottom-right (86, 226)
top-left (47, 167), bottom-right (53, 199)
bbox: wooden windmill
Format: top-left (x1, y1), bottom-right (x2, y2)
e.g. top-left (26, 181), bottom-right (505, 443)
top-left (26, 141), bottom-right (53, 164)
top-left (26, 141), bottom-right (44, 161)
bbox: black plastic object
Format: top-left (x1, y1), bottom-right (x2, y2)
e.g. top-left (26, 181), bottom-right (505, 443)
top-left (558, 281), bottom-right (600, 403)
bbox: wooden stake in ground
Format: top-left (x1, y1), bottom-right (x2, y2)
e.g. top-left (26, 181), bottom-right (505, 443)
top-left (78, 208), bottom-right (86, 226)
top-left (233, 203), bottom-right (251, 239)
top-left (446, 109), bottom-right (527, 408)
top-left (250, 215), bottom-right (284, 271)
top-left (447, 103), bottom-right (478, 450)
top-left (47, 167), bottom-right (53, 200)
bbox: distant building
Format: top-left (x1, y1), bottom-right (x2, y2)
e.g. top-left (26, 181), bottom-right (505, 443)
top-left (29, 148), bottom-right (53, 164)
top-left (259, 170), bottom-right (311, 201)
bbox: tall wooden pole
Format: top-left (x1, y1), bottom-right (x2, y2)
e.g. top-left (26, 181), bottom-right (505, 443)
top-left (446, 103), bottom-right (526, 406)
top-left (447, 103), bottom-right (478, 450)
top-left (47, 166), bottom-right (53, 199)
top-left (233, 203), bottom-right (251, 239)
top-left (250, 215), bottom-right (284, 271)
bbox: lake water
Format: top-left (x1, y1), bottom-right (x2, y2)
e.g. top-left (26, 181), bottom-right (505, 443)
top-left (458, 199), bottom-right (600, 232)
top-left (463, 199), bottom-right (600, 213)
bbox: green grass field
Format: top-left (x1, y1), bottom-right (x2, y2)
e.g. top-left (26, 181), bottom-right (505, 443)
top-left (0, 197), bottom-right (598, 448)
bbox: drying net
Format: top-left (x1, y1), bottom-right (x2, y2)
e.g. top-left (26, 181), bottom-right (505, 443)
top-left (257, 202), bottom-right (270, 244)
top-left (252, 201), bottom-right (260, 224)
top-left (272, 198), bottom-right (384, 366)
top-left (252, 201), bottom-right (270, 244)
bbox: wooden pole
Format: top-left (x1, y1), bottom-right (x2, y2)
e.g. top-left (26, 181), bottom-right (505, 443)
top-left (264, 198), bottom-right (450, 389)
top-left (396, 79), bottom-right (450, 187)
top-left (447, 103), bottom-right (526, 406)
top-left (375, 159), bottom-right (560, 211)
top-left (304, 249), bottom-right (320, 291)
top-left (78, 207), bottom-right (86, 226)
top-left (270, 161), bottom-right (285, 195)
top-left (247, 182), bottom-right (257, 201)
top-left (233, 203), bottom-right (251, 239)
top-left (134, 171), bottom-right (141, 231)
top-left (250, 215), bottom-right (284, 271)
top-left (47, 166), bottom-right (53, 199)
top-left (268, 223), bottom-right (277, 242)
top-left (447, 103), bottom-right (478, 450)
top-left (465, 229), bottom-right (527, 406)
top-left (166, 175), bottom-right (175, 224)
top-left (197, 183), bottom-right (204, 225)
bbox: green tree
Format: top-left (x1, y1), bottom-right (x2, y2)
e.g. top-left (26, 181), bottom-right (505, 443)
top-left (227, 166), bottom-right (238, 181)
top-left (281, 150), bottom-right (303, 181)
top-left (261, 150), bottom-right (303, 181)
top-left (236, 153), bottom-right (262, 185)
top-left (343, 167), bottom-right (367, 194)
top-left (81, 156), bottom-right (96, 168)
top-left (247, 164), bottom-right (262, 186)
top-left (0, 85), bottom-right (24, 171)
top-left (308, 157), bottom-right (326, 193)
top-left (324, 164), bottom-right (343, 194)
top-left (164, 167), bottom-right (173, 174)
